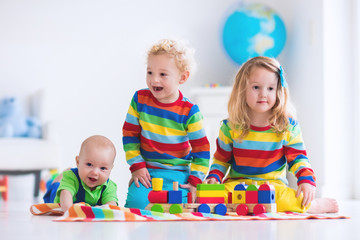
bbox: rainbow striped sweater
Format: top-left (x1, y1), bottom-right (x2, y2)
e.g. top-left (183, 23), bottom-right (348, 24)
top-left (122, 89), bottom-right (210, 186)
top-left (207, 119), bottom-right (316, 186)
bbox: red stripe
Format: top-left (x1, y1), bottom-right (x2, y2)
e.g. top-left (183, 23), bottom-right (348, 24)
top-left (295, 168), bottom-right (315, 179)
top-left (298, 180), bottom-right (316, 187)
top-left (81, 206), bottom-right (95, 218)
top-left (130, 162), bottom-right (146, 172)
top-left (187, 175), bottom-right (202, 186)
top-left (123, 122), bottom-right (141, 132)
top-left (209, 169), bottom-right (225, 180)
top-left (214, 140), bottom-right (232, 161)
top-left (284, 146), bottom-right (307, 157)
top-left (141, 135), bottom-right (189, 151)
top-left (196, 197), bottom-right (225, 203)
top-left (189, 137), bottom-right (209, 146)
top-left (233, 148), bottom-right (283, 159)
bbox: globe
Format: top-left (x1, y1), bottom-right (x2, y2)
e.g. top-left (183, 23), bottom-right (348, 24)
top-left (222, 3), bottom-right (286, 65)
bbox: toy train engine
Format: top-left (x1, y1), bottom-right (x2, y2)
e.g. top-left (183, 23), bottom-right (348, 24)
top-left (145, 178), bottom-right (184, 214)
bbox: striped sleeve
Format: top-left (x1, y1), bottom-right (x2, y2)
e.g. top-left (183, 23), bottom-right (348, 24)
top-left (206, 120), bottom-right (232, 183)
top-left (122, 92), bottom-right (146, 172)
top-left (284, 120), bottom-right (316, 186)
top-left (186, 105), bottom-right (210, 186)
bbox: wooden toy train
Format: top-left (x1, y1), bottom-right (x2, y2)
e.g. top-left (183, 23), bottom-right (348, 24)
top-left (145, 178), bottom-right (277, 216)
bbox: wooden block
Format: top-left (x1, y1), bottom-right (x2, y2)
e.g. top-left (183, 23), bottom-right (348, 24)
top-left (169, 204), bottom-right (183, 214)
top-left (152, 178), bottom-right (163, 191)
top-left (196, 184), bottom-right (225, 191)
top-left (168, 190), bottom-right (182, 204)
top-left (173, 182), bottom-right (179, 191)
top-left (258, 190), bottom-right (275, 204)
top-left (148, 190), bottom-right (168, 203)
top-left (246, 191), bottom-right (258, 203)
top-left (146, 203), bottom-right (193, 213)
top-left (233, 190), bottom-right (246, 204)
top-left (196, 197), bottom-right (225, 204)
top-left (196, 190), bottom-right (225, 197)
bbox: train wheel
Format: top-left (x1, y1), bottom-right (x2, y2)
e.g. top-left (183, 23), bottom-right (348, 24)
top-left (253, 204), bottom-right (266, 215)
top-left (214, 204), bottom-right (227, 215)
top-left (197, 203), bottom-right (211, 214)
top-left (151, 204), bottom-right (164, 213)
top-left (169, 204), bottom-right (183, 214)
top-left (236, 204), bottom-right (248, 216)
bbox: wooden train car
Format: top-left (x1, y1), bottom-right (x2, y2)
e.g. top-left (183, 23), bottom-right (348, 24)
top-left (145, 178), bottom-right (277, 216)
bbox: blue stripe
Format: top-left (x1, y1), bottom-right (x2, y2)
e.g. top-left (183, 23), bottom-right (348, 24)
top-left (207, 174), bottom-right (221, 183)
top-left (234, 139), bottom-right (284, 151)
top-left (188, 129), bottom-right (207, 140)
top-left (287, 154), bottom-right (308, 169)
top-left (210, 162), bottom-right (229, 174)
top-left (232, 156), bottom-right (286, 175)
top-left (142, 129), bottom-right (188, 144)
top-left (127, 156), bottom-right (145, 166)
top-left (190, 171), bottom-right (205, 180)
top-left (298, 175), bottom-right (315, 183)
top-left (123, 136), bottom-right (140, 144)
top-left (141, 149), bottom-right (191, 160)
top-left (138, 103), bottom-right (188, 124)
top-left (125, 113), bottom-right (139, 125)
top-left (287, 142), bottom-right (306, 150)
top-left (146, 161), bottom-right (190, 171)
top-left (192, 151), bottom-right (210, 159)
top-left (92, 207), bottom-right (105, 218)
top-left (217, 138), bottom-right (233, 152)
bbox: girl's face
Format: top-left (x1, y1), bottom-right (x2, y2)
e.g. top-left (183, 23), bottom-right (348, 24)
top-left (146, 54), bottom-right (188, 104)
top-left (245, 67), bottom-right (278, 120)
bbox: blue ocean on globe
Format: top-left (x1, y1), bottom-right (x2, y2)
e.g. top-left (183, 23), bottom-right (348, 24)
top-left (222, 3), bottom-right (286, 65)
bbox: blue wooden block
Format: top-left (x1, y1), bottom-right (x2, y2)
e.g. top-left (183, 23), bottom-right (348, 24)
top-left (258, 190), bottom-right (275, 203)
top-left (168, 190), bottom-right (182, 204)
top-left (214, 203), bottom-right (227, 215)
top-left (198, 203), bottom-right (211, 213)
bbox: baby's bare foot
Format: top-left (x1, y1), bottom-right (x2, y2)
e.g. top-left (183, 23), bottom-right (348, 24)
top-left (307, 198), bottom-right (339, 214)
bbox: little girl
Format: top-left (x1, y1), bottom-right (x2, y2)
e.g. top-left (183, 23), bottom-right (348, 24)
top-left (205, 56), bottom-right (338, 213)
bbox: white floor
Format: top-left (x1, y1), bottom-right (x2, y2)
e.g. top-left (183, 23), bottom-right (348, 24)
top-left (0, 199), bottom-right (358, 240)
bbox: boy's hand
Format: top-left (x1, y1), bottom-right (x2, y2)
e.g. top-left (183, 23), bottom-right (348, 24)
top-left (203, 178), bottom-right (219, 184)
top-left (296, 182), bottom-right (316, 207)
top-left (179, 183), bottom-right (197, 203)
top-left (129, 168), bottom-right (151, 188)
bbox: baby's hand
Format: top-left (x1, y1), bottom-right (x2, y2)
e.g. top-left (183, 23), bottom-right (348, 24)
top-left (203, 178), bottom-right (219, 184)
top-left (129, 168), bottom-right (151, 188)
top-left (179, 183), bottom-right (197, 203)
top-left (296, 182), bottom-right (316, 207)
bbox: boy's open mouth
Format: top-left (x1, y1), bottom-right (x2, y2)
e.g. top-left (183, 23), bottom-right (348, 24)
top-left (153, 86), bottom-right (163, 92)
top-left (89, 177), bottom-right (97, 183)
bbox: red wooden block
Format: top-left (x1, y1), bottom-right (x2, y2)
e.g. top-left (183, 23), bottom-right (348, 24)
top-left (246, 191), bottom-right (258, 203)
top-left (228, 192), bottom-right (232, 204)
top-left (148, 190), bottom-right (168, 203)
top-left (187, 192), bottom-right (192, 203)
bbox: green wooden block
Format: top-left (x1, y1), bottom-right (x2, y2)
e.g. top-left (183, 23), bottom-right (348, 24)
top-left (196, 184), bottom-right (225, 191)
top-left (247, 184), bottom-right (259, 191)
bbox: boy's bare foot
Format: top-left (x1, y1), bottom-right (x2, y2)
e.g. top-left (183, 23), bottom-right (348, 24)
top-left (307, 198), bottom-right (339, 214)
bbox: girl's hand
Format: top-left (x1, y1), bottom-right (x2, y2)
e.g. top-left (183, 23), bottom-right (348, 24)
top-left (179, 183), bottom-right (197, 203)
top-left (129, 168), bottom-right (151, 188)
top-left (203, 178), bottom-right (219, 184)
top-left (296, 183), bottom-right (316, 207)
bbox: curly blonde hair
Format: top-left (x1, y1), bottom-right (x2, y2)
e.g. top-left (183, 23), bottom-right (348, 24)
top-left (228, 56), bottom-right (295, 141)
top-left (147, 39), bottom-right (195, 73)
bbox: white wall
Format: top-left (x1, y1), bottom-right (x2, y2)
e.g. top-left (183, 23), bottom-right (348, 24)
top-left (0, 0), bottom-right (356, 203)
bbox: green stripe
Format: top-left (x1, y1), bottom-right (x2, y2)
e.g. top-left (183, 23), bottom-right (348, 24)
top-left (141, 112), bottom-right (185, 131)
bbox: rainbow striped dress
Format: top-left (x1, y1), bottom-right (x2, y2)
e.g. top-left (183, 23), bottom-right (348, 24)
top-left (207, 119), bottom-right (316, 186)
top-left (122, 89), bottom-right (210, 186)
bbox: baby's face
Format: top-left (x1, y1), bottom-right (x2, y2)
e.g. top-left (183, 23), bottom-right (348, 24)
top-left (76, 147), bottom-right (114, 190)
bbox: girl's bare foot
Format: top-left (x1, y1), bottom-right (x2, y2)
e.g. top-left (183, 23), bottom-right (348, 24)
top-left (307, 198), bottom-right (339, 214)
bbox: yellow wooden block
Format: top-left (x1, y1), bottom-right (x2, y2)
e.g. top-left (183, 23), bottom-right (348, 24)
top-left (232, 190), bottom-right (246, 204)
top-left (196, 190), bottom-right (225, 197)
top-left (152, 178), bottom-right (163, 191)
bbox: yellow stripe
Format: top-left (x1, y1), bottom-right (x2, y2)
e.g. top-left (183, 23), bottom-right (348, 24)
top-left (128, 105), bottom-right (139, 118)
top-left (126, 151), bottom-right (140, 160)
top-left (213, 159), bottom-right (231, 168)
top-left (289, 162), bottom-right (311, 173)
top-left (244, 131), bottom-right (283, 142)
top-left (288, 134), bottom-right (303, 145)
top-left (140, 120), bottom-right (186, 136)
top-left (196, 190), bottom-right (225, 197)
top-left (73, 205), bottom-right (86, 218)
top-left (219, 130), bottom-right (233, 144)
top-left (187, 120), bottom-right (203, 133)
top-left (191, 163), bottom-right (209, 174)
